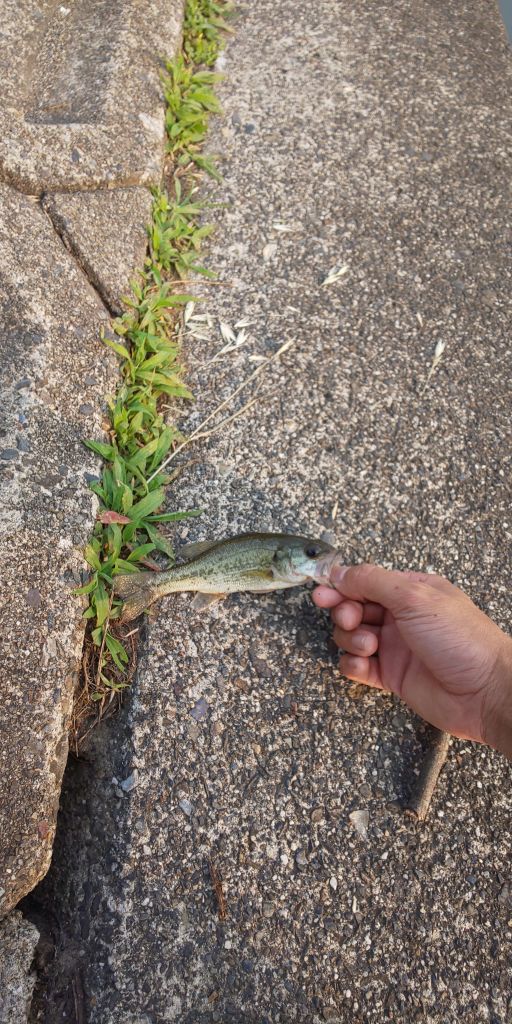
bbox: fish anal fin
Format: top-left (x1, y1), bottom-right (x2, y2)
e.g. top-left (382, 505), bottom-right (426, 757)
top-left (191, 592), bottom-right (226, 612)
top-left (180, 540), bottom-right (219, 560)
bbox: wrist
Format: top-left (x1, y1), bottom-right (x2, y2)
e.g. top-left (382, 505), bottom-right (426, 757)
top-left (482, 633), bottom-right (512, 759)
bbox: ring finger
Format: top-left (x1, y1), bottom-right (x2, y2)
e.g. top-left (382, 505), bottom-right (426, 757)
top-left (333, 624), bottom-right (380, 656)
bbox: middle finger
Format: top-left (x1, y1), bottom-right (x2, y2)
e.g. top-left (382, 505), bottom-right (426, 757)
top-left (332, 600), bottom-right (384, 630)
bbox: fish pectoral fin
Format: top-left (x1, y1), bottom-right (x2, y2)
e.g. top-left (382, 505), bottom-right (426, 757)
top-left (180, 540), bottom-right (219, 560)
top-left (191, 592), bottom-right (226, 612)
top-left (244, 567), bottom-right (275, 581)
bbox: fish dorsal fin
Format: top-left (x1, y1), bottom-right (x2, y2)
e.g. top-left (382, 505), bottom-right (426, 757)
top-left (180, 539), bottom-right (219, 561)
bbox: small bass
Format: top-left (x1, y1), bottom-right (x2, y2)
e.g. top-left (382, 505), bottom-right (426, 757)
top-left (114, 532), bottom-right (337, 622)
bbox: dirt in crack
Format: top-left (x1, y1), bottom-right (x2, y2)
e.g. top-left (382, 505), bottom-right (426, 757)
top-left (20, 675), bottom-right (140, 1024)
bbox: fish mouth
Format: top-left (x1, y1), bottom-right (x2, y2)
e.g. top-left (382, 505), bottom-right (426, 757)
top-left (309, 549), bottom-right (339, 585)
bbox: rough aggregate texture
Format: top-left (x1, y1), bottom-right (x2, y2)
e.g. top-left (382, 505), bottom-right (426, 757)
top-left (0, 0), bottom-right (183, 937)
top-left (0, 0), bottom-right (184, 192)
top-left (0, 184), bottom-right (116, 917)
top-left (33, 1), bottom-right (511, 1022)
top-left (0, 912), bottom-right (39, 1024)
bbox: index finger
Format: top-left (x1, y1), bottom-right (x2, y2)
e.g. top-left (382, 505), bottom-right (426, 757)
top-left (312, 586), bottom-right (345, 609)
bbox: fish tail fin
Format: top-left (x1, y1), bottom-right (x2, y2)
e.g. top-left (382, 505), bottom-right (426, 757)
top-left (113, 571), bottom-right (163, 622)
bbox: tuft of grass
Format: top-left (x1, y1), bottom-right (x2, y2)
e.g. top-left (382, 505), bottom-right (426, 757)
top-left (77, 281), bottom-right (202, 699)
top-left (162, 56), bottom-right (223, 180)
top-left (183, 0), bottom-right (233, 66)
top-left (149, 182), bottom-right (216, 279)
top-left (75, 0), bottom-right (230, 723)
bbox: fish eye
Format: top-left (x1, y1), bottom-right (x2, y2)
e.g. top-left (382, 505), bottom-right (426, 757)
top-left (305, 545), bottom-right (319, 558)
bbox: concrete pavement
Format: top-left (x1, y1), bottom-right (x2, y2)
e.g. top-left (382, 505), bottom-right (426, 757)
top-left (32, 1), bottom-right (512, 1022)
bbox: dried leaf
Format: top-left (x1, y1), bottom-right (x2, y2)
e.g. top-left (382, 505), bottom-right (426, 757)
top-left (433, 339), bottom-right (446, 364)
top-left (184, 301), bottom-right (195, 324)
top-left (321, 264), bottom-right (350, 287)
top-left (219, 321), bottom-right (236, 344)
top-left (187, 329), bottom-right (211, 341)
top-left (97, 510), bottom-right (132, 525)
top-left (422, 340), bottom-right (448, 393)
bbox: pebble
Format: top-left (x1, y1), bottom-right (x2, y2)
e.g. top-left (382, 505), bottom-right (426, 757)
top-left (119, 772), bottom-right (138, 793)
top-left (348, 809), bottom-right (369, 838)
top-left (262, 902), bottom-right (274, 918)
top-left (25, 588), bottom-right (42, 609)
top-left (190, 697), bottom-right (208, 721)
top-left (0, 449), bottom-right (18, 461)
top-left (321, 530), bottom-right (337, 546)
top-left (262, 242), bottom-right (278, 260)
top-left (329, 876), bottom-right (338, 891)
top-left (322, 1008), bottom-right (338, 1021)
top-left (179, 798), bottom-right (193, 817)
top-left (311, 807), bottom-right (325, 824)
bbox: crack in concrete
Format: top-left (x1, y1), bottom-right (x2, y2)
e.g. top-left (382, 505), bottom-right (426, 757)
top-left (40, 195), bottom-right (118, 318)
top-left (0, 173), bottom-right (149, 200)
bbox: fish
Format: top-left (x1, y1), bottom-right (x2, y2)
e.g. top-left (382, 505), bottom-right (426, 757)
top-left (113, 532), bottom-right (337, 622)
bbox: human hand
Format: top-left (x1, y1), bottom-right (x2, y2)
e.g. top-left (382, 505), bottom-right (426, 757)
top-left (313, 564), bottom-right (512, 758)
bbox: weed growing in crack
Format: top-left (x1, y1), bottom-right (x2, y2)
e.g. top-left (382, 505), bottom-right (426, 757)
top-left (149, 182), bottom-right (216, 280)
top-left (75, 0), bottom-right (231, 730)
top-left (183, 0), bottom-right (233, 66)
top-left (163, 57), bottom-right (223, 180)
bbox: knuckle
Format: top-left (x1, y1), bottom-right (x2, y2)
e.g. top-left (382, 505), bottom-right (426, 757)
top-left (350, 563), bottom-right (378, 587)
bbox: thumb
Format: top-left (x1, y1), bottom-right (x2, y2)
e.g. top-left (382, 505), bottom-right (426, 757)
top-left (329, 563), bottom-right (437, 617)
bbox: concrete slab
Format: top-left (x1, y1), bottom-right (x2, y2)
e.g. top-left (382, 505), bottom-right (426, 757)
top-left (0, 911), bottom-right (39, 1024)
top-left (0, 184), bottom-right (116, 916)
top-left (32, 0), bottom-right (512, 1021)
top-left (43, 188), bottom-right (152, 313)
top-left (0, 0), bottom-right (184, 193)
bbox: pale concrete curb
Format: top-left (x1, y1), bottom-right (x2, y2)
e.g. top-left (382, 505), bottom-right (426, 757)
top-left (0, 1), bottom-right (184, 1018)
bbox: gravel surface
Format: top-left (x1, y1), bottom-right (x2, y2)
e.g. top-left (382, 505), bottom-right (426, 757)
top-left (33, 1), bottom-right (512, 1021)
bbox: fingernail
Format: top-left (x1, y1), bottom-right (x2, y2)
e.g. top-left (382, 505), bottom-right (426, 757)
top-left (352, 632), bottom-right (369, 651)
